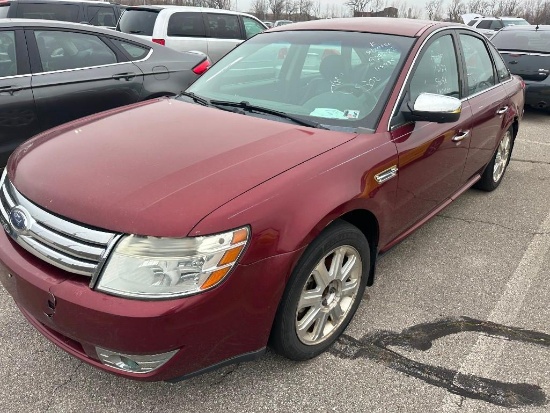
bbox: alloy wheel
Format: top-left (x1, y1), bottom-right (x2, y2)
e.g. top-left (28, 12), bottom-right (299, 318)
top-left (295, 245), bottom-right (362, 345)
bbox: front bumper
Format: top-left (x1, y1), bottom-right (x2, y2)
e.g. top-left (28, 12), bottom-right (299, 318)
top-left (0, 229), bottom-right (298, 381)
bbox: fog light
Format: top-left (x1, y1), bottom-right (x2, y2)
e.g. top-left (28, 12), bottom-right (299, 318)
top-left (96, 347), bottom-right (178, 374)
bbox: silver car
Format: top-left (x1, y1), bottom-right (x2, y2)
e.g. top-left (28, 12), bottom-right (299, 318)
top-left (117, 6), bottom-right (267, 63)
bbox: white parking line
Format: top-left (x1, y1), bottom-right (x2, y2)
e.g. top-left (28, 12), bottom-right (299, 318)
top-left (440, 210), bottom-right (550, 412)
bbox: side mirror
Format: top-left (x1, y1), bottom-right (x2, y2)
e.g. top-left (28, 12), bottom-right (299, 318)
top-left (404, 93), bottom-right (462, 123)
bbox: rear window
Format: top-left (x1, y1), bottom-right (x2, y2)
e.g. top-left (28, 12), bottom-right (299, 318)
top-left (118, 9), bottom-right (159, 36)
top-left (16, 3), bottom-right (79, 21)
top-left (0, 5), bottom-right (8, 19)
top-left (492, 31), bottom-right (550, 53)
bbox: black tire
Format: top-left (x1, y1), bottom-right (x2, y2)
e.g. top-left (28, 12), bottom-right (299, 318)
top-left (270, 220), bottom-right (370, 360)
top-left (474, 127), bottom-right (514, 192)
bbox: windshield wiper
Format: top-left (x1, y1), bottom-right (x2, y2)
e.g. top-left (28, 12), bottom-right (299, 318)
top-left (129, 30), bottom-right (143, 34)
top-left (178, 91), bottom-right (211, 106)
top-left (209, 100), bottom-right (328, 129)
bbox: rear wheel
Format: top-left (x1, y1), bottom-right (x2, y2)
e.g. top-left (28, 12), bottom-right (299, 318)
top-left (475, 127), bottom-right (513, 191)
top-left (270, 220), bottom-right (370, 360)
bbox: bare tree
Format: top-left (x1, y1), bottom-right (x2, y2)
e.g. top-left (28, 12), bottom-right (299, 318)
top-left (447, 0), bottom-right (465, 21)
top-left (298, 0), bottom-right (314, 20)
top-left (269, 0), bottom-right (286, 19)
top-left (466, 0), bottom-right (493, 15)
top-left (252, 0), bottom-right (268, 19)
top-left (346, 0), bottom-right (370, 14)
top-left (425, 0), bottom-right (444, 20)
top-left (204, 0), bottom-right (231, 8)
top-left (284, 0), bottom-right (298, 18)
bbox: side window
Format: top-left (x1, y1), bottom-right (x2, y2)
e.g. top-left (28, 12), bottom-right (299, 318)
top-left (488, 43), bottom-right (511, 82)
top-left (206, 13), bottom-right (240, 39)
top-left (88, 6), bottom-right (117, 27)
top-left (476, 20), bottom-right (491, 29)
top-left (459, 34), bottom-right (496, 96)
top-left (34, 30), bottom-right (117, 72)
top-left (409, 34), bottom-right (460, 102)
top-left (243, 16), bottom-right (264, 39)
top-left (17, 3), bottom-right (79, 21)
top-left (0, 31), bottom-right (17, 77)
top-left (110, 39), bottom-right (150, 60)
top-left (167, 12), bottom-right (206, 37)
top-left (467, 20), bottom-right (476, 26)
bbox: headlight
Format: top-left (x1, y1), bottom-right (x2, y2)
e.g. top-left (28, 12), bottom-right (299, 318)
top-left (96, 227), bottom-right (249, 299)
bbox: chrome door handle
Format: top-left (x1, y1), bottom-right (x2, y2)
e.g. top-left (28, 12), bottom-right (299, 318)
top-left (112, 72), bottom-right (136, 81)
top-left (452, 130), bottom-right (470, 142)
top-left (496, 106), bottom-right (508, 115)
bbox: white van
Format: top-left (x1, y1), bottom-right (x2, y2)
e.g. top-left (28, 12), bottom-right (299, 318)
top-left (117, 6), bottom-right (267, 63)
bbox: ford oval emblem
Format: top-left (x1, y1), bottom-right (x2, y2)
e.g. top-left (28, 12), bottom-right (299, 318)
top-left (9, 206), bottom-right (30, 232)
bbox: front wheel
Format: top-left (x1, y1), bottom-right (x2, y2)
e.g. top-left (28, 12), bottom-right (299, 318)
top-left (474, 127), bottom-right (513, 191)
top-left (270, 220), bottom-right (370, 360)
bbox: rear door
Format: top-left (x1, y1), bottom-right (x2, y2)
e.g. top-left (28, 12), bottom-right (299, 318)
top-left (164, 11), bottom-right (208, 56)
top-left (116, 7), bottom-right (160, 42)
top-left (0, 29), bottom-right (39, 166)
top-left (204, 13), bottom-right (243, 63)
top-left (27, 28), bottom-right (144, 130)
top-left (457, 31), bottom-right (511, 181)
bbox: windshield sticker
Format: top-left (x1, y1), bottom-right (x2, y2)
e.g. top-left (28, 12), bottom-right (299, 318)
top-left (344, 110), bottom-right (360, 119)
top-left (310, 108), bottom-right (348, 119)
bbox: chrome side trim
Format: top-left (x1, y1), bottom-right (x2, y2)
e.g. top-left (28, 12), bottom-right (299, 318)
top-left (0, 171), bottom-right (120, 277)
top-left (374, 166), bottom-right (398, 184)
top-left (30, 49), bottom-right (153, 77)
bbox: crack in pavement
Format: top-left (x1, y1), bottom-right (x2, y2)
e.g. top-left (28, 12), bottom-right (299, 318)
top-left (436, 214), bottom-right (549, 236)
top-left (43, 362), bottom-right (83, 413)
top-left (510, 158), bottom-right (550, 165)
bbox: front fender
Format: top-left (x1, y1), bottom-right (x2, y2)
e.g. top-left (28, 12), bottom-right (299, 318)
top-left (189, 133), bottom-right (399, 268)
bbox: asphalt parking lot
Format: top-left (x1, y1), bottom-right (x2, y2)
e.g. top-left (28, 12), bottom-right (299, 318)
top-left (0, 108), bottom-right (549, 413)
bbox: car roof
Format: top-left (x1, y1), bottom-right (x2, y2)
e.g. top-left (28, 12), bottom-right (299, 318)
top-left (268, 17), bottom-right (460, 37)
top-left (125, 5), bottom-right (257, 18)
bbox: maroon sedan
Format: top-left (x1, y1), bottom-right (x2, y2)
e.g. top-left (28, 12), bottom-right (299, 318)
top-left (0, 18), bottom-right (524, 381)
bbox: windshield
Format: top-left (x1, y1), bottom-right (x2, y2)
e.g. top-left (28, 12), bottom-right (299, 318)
top-left (492, 30), bottom-right (550, 53)
top-left (186, 30), bottom-right (414, 130)
top-left (117, 9), bottom-right (159, 35)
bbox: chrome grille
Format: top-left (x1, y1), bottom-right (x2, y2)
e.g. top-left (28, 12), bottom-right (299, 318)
top-left (0, 170), bottom-right (120, 277)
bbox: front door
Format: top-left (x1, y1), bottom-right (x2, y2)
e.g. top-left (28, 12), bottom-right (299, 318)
top-left (391, 33), bottom-right (473, 234)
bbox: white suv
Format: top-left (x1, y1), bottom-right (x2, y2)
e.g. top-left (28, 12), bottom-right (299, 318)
top-left (117, 6), bottom-right (267, 63)
top-left (466, 16), bottom-right (529, 38)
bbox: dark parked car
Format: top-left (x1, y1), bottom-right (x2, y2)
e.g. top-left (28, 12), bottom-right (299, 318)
top-left (0, 0), bottom-right (124, 28)
top-left (0, 19), bottom-right (209, 166)
top-left (491, 25), bottom-right (550, 110)
top-left (0, 18), bottom-right (523, 381)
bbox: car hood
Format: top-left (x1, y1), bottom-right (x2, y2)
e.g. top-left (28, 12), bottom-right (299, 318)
top-left (9, 99), bottom-right (355, 237)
